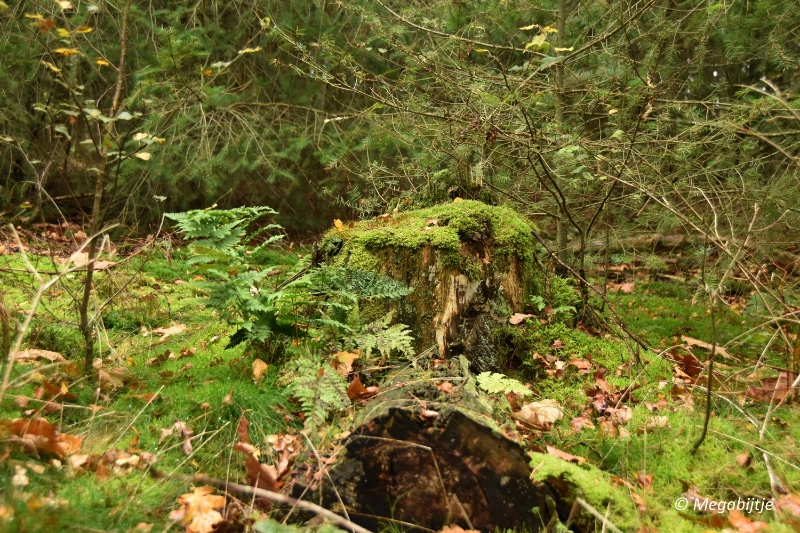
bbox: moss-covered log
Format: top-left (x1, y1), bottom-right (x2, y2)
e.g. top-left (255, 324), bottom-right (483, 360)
top-left (316, 201), bottom-right (540, 368)
top-left (289, 359), bottom-right (637, 532)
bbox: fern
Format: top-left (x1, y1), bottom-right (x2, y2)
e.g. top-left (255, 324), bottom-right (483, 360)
top-left (351, 311), bottom-right (416, 360)
top-left (280, 349), bottom-right (350, 432)
top-left (476, 372), bottom-right (532, 396)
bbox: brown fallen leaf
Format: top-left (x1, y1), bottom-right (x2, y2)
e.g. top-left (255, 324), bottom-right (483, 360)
top-left (509, 313), bottom-right (534, 325)
top-left (330, 351), bottom-right (359, 376)
top-left (570, 414), bottom-right (595, 433)
top-left (169, 486), bottom-right (226, 533)
top-left (2, 417), bottom-right (82, 458)
top-left (57, 252), bottom-right (116, 270)
top-left (639, 416), bottom-right (670, 433)
top-left (636, 472), bottom-right (653, 490)
top-left (16, 349), bottom-right (66, 363)
top-left (152, 323), bottom-right (188, 342)
top-left (681, 335), bottom-right (732, 359)
top-left (347, 375), bottom-right (377, 400)
top-left (745, 371), bottom-right (797, 402)
top-left (545, 445), bottom-right (587, 465)
top-left (252, 359), bottom-right (269, 381)
top-left (513, 399), bottom-right (563, 431)
top-left (728, 509), bottom-right (768, 533)
top-left (440, 526), bottom-right (480, 533)
top-left (736, 452), bottom-right (752, 468)
top-left (436, 381), bottom-right (453, 393)
top-left (569, 358), bottom-right (592, 374)
top-left (159, 421), bottom-right (193, 456)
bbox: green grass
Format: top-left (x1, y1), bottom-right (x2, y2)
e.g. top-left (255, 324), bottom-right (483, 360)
top-left (0, 249), bottom-right (294, 532)
top-left (2, 251), bottom-right (799, 532)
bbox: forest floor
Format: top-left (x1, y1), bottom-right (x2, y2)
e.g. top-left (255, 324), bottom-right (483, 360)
top-left (0, 236), bottom-right (799, 533)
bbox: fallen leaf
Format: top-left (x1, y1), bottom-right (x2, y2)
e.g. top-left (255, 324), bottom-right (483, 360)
top-left (252, 359), bottom-right (269, 381)
top-left (222, 388), bottom-right (234, 405)
top-left (736, 452), bottom-right (752, 468)
top-left (159, 421), bottom-right (193, 456)
top-left (513, 399), bottom-right (563, 431)
top-left (636, 472), bottom-right (653, 490)
top-left (569, 358), bottom-right (592, 374)
top-left (2, 417), bottom-right (82, 458)
top-left (169, 486), bottom-right (225, 533)
top-left (746, 371), bottom-right (797, 402)
top-left (16, 349), bottom-right (66, 363)
top-left (152, 323), bottom-right (188, 341)
top-left (12, 466), bottom-right (29, 487)
top-left (330, 351), bottom-right (359, 376)
top-left (509, 313), bottom-right (534, 325)
top-left (551, 339), bottom-right (564, 349)
top-left (775, 493), bottom-right (800, 518)
top-left (728, 509), bottom-right (768, 533)
top-left (570, 414), bottom-right (595, 433)
top-left (56, 252), bottom-right (116, 270)
top-left (639, 416), bottom-right (670, 433)
top-left (681, 335), bottom-right (732, 359)
top-left (545, 445), bottom-right (587, 465)
top-left (236, 415), bottom-right (250, 444)
top-left (347, 375), bottom-right (377, 400)
top-left (437, 381), bottom-right (453, 393)
top-left (440, 526), bottom-right (480, 533)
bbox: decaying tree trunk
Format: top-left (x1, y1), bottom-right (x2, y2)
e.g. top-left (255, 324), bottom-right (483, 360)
top-left (296, 202), bottom-right (636, 531)
top-left (288, 359), bottom-right (636, 532)
top-left (316, 200), bottom-right (540, 368)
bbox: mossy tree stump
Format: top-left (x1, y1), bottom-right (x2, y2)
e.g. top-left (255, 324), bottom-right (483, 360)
top-left (316, 201), bottom-right (539, 370)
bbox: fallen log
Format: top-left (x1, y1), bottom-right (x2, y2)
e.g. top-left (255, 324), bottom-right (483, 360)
top-left (288, 359), bottom-right (637, 532)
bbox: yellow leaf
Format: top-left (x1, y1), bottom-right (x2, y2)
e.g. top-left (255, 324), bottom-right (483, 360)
top-left (333, 219), bottom-right (343, 231)
top-left (238, 46), bottom-right (262, 54)
top-left (473, 48), bottom-right (489, 53)
top-left (542, 25), bottom-right (558, 33)
top-left (25, 13), bottom-right (45, 19)
top-left (58, 1), bottom-right (74, 9)
top-left (74, 26), bottom-right (92, 34)
top-left (132, 132), bottom-right (149, 141)
top-left (608, 109), bottom-right (618, 115)
top-left (525, 34), bottom-right (548, 50)
top-left (553, 47), bottom-right (574, 52)
top-left (54, 48), bottom-right (79, 57)
top-left (41, 61), bottom-right (62, 73)
top-left (56, 28), bottom-right (71, 37)
top-left (453, 197), bottom-right (463, 203)
top-left (134, 152), bottom-right (151, 161)
top-left (519, 24), bottom-right (539, 31)
top-left (95, 59), bottom-right (110, 67)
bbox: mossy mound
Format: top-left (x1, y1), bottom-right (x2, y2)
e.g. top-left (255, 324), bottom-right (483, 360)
top-left (316, 201), bottom-right (540, 365)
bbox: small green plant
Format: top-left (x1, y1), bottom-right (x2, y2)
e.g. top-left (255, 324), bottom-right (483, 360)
top-left (279, 348), bottom-right (350, 432)
top-left (476, 372), bottom-right (533, 396)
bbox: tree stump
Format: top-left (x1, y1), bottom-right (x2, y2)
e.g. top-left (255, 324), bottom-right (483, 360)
top-left (316, 201), bottom-right (539, 369)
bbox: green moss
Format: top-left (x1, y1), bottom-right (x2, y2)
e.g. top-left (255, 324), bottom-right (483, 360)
top-left (530, 452), bottom-right (640, 531)
top-left (319, 200), bottom-right (536, 273)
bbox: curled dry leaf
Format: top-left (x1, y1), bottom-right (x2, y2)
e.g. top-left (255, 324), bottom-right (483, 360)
top-left (746, 371), bottom-right (797, 402)
top-left (16, 349), bottom-right (66, 363)
top-left (169, 486), bottom-right (226, 533)
top-left (513, 399), bottom-right (563, 431)
top-left (728, 509), bottom-right (768, 533)
top-left (159, 421), bottom-right (194, 456)
top-left (252, 359), bottom-right (269, 381)
top-left (569, 358), bottom-right (592, 374)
